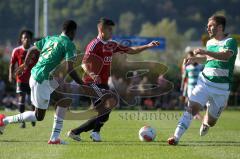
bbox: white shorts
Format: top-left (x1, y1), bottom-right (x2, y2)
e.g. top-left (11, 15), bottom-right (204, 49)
top-left (187, 87), bottom-right (194, 98)
top-left (189, 77), bottom-right (230, 119)
top-left (29, 76), bottom-right (59, 109)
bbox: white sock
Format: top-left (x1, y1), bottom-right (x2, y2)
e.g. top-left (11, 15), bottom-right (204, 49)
top-left (174, 111), bottom-right (193, 140)
top-left (49, 107), bottom-right (67, 141)
top-left (3, 111), bottom-right (37, 125)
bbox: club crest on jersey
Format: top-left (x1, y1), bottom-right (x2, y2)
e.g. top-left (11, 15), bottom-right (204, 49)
top-left (104, 56), bottom-right (112, 63)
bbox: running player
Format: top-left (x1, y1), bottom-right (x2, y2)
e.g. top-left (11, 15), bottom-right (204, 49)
top-left (168, 15), bottom-right (238, 145)
top-left (67, 17), bottom-right (160, 142)
top-left (0, 20), bottom-right (82, 144)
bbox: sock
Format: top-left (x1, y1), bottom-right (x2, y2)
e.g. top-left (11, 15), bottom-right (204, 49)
top-left (3, 111), bottom-right (37, 125)
top-left (174, 111), bottom-right (193, 140)
top-left (49, 106), bottom-right (67, 141)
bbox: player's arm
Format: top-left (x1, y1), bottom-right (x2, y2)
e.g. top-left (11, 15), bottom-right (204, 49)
top-left (180, 65), bottom-right (187, 92)
top-left (81, 62), bottom-right (101, 84)
top-left (9, 63), bottom-right (14, 83)
top-left (9, 52), bottom-right (17, 83)
top-left (126, 41), bottom-right (160, 55)
top-left (66, 60), bottom-right (83, 85)
top-left (184, 56), bottom-right (206, 65)
top-left (15, 46), bottom-right (40, 76)
top-left (193, 48), bottom-right (233, 61)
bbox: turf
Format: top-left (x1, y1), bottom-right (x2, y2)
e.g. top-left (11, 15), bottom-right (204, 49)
top-left (0, 110), bottom-right (240, 159)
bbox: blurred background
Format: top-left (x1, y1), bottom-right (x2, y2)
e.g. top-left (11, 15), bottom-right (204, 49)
top-left (0, 0), bottom-right (240, 110)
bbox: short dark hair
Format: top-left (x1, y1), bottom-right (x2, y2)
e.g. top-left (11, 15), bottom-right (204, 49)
top-left (98, 17), bottom-right (115, 26)
top-left (62, 20), bottom-right (77, 33)
top-left (18, 29), bottom-right (33, 45)
top-left (209, 15), bottom-right (226, 31)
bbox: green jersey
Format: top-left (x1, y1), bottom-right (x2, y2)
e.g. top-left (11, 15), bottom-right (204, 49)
top-left (202, 36), bottom-right (238, 85)
top-left (31, 33), bottom-right (76, 83)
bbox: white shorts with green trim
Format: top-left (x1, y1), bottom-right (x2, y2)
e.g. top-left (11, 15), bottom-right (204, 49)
top-left (189, 76), bottom-right (230, 119)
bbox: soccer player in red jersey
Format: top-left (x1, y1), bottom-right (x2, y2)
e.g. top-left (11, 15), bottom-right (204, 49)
top-left (67, 17), bottom-right (160, 142)
top-left (9, 30), bottom-right (39, 128)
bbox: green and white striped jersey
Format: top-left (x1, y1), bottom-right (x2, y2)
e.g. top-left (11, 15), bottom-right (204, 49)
top-left (184, 64), bottom-right (203, 90)
top-left (202, 36), bottom-right (238, 87)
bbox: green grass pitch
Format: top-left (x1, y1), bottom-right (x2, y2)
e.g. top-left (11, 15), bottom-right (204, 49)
top-left (0, 110), bottom-right (240, 159)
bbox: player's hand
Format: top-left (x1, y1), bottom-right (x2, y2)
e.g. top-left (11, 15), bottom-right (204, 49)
top-left (93, 75), bottom-right (101, 84)
top-left (89, 72), bottom-right (101, 84)
top-left (15, 64), bottom-right (26, 76)
top-left (8, 75), bottom-right (14, 83)
top-left (193, 48), bottom-right (206, 55)
top-left (184, 57), bottom-right (195, 65)
top-left (147, 41), bottom-right (160, 48)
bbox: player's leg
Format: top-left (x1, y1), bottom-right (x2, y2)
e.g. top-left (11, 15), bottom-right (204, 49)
top-left (69, 114), bottom-right (100, 137)
top-left (0, 110), bottom-right (38, 134)
top-left (0, 77), bottom-right (51, 134)
top-left (0, 100), bottom-right (48, 134)
top-left (67, 84), bottom-right (110, 141)
top-left (188, 87), bottom-right (203, 121)
top-left (48, 96), bottom-right (71, 144)
top-left (90, 111), bottom-right (110, 142)
top-left (17, 92), bottom-right (27, 128)
top-left (67, 102), bottom-right (110, 141)
top-left (30, 104), bottom-right (36, 127)
top-left (168, 101), bottom-right (201, 145)
top-left (67, 84), bottom-right (117, 141)
top-left (200, 92), bottom-right (229, 136)
top-left (16, 83), bottom-right (28, 128)
top-left (90, 84), bottom-right (111, 141)
top-left (168, 80), bottom-right (208, 145)
top-left (25, 84), bottom-right (37, 127)
top-left (1, 100), bottom-right (46, 127)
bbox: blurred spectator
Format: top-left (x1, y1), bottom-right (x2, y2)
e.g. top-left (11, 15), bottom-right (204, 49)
top-left (181, 50), bottom-right (203, 120)
top-left (130, 71), bottom-right (141, 86)
top-left (0, 77), bottom-right (6, 104)
top-left (181, 51), bottom-right (203, 101)
top-left (138, 76), bottom-right (154, 109)
top-left (2, 93), bottom-right (17, 111)
top-left (108, 75), bottom-right (118, 91)
top-left (116, 77), bottom-right (128, 108)
top-left (155, 75), bottom-right (170, 110)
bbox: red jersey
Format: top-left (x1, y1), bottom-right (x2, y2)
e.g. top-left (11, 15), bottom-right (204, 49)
top-left (83, 37), bottom-right (130, 84)
top-left (10, 45), bottom-right (39, 83)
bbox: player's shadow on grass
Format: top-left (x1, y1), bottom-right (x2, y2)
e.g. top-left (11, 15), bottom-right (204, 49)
top-left (175, 140), bottom-right (240, 146)
top-left (69, 140), bottom-right (240, 147)
top-left (0, 139), bottom-right (47, 143)
top-left (70, 140), bottom-right (161, 146)
top-left (2, 139), bottom-right (240, 146)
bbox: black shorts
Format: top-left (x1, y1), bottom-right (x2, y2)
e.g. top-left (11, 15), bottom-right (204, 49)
top-left (16, 82), bottom-right (30, 94)
top-left (88, 84), bottom-right (109, 105)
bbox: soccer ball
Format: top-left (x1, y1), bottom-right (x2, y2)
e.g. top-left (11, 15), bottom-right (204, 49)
top-left (138, 126), bottom-right (156, 142)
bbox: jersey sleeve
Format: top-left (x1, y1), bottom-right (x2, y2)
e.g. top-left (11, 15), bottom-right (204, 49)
top-left (223, 38), bottom-right (238, 55)
top-left (10, 48), bottom-right (18, 65)
top-left (82, 41), bottom-right (97, 63)
top-left (34, 37), bottom-right (48, 50)
top-left (64, 42), bottom-right (76, 61)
